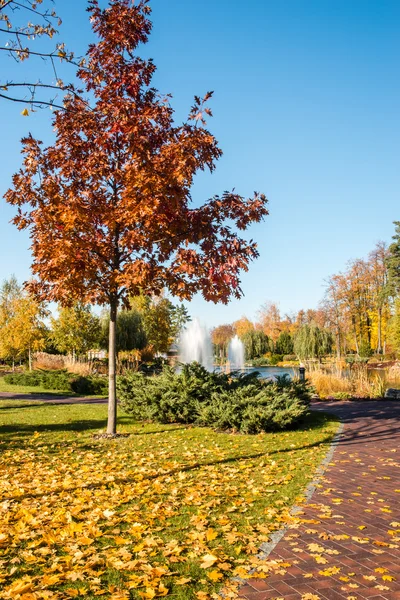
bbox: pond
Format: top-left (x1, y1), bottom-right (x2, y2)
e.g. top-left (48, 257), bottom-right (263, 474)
top-left (215, 366), bottom-right (298, 380)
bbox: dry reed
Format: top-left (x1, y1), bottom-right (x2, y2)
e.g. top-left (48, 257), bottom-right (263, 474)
top-left (32, 352), bottom-right (65, 371)
top-left (308, 363), bottom-right (384, 399)
top-left (64, 359), bottom-right (92, 376)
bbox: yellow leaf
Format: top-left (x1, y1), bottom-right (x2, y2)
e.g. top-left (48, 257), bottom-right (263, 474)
top-left (233, 566), bottom-right (249, 578)
top-left (114, 536), bottom-right (130, 545)
top-left (157, 583), bottom-right (169, 597)
top-left (207, 570), bottom-right (223, 582)
top-left (308, 543), bottom-right (325, 553)
top-left (176, 578), bottom-right (192, 585)
top-left (206, 528), bottom-right (218, 542)
top-left (138, 588), bottom-right (156, 599)
top-left (382, 575), bottom-right (395, 581)
top-left (375, 584), bottom-right (390, 591)
top-left (200, 553), bottom-right (218, 569)
top-left (312, 554), bottom-right (328, 564)
top-left (76, 536), bottom-right (94, 546)
top-left (301, 594), bottom-right (320, 600)
top-left (319, 567), bottom-right (341, 576)
top-left (21, 108), bottom-right (29, 117)
top-left (195, 592), bottom-right (210, 600)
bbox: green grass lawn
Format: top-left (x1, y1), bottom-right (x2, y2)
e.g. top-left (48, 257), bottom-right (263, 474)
top-left (0, 400), bottom-right (339, 599)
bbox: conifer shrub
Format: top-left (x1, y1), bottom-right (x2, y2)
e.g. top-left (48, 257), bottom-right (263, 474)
top-left (70, 375), bottom-right (108, 395)
top-left (118, 362), bottom-right (310, 433)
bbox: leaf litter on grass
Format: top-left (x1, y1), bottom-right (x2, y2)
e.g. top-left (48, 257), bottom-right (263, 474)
top-left (0, 402), bottom-right (339, 599)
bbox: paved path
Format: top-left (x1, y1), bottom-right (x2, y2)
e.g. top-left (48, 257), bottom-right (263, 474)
top-left (238, 400), bottom-right (400, 600)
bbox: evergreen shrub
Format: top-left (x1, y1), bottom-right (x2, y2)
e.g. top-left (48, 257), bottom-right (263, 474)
top-left (118, 362), bottom-right (310, 433)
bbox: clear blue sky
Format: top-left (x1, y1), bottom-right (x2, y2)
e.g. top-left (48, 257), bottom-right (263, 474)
top-left (1, 0), bottom-right (399, 327)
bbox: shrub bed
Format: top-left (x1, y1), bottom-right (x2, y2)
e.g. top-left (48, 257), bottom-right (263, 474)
top-left (4, 370), bottom-right (107, 395)
top-left (118, 363), bottom-right (310, 433)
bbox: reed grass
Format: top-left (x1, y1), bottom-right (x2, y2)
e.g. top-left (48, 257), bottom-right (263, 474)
top-left (307, 363), bottom-right (385, 399)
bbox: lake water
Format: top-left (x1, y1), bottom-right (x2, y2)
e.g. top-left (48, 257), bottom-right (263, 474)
top-left (215, 366), bottom-right (298, 380)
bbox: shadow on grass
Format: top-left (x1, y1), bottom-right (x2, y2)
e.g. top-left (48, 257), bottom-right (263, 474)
top-left (2, 433), bottom-right (335, 502)
top-left (0, 403), bottom-right (53, 411)
top-left (0, 419), bottom-right (107, 437)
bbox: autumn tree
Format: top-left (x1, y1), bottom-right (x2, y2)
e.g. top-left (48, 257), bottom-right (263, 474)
top-left (0, 277), bottom-right (47, 369)
top-left (368, 242), bottom-right (391, 354)
top-left (211, 324), bottom-right (236, 361)
top-left (50, 303), bottom-right (101, 359)
top-left (257, 301), bottom-right (281, 342)
top-left (388, 298), bottom-right (400, 357)
top-left (0, 0), bottom-right (78, 110)
top-left (5, 0), bottom-right (268, 434)
top-left (322, 276), bottom-right (348, 359)
top-left (234, 316), bottom-right (254, 338)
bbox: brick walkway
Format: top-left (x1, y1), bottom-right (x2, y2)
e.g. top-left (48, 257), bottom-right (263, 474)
top-left (237, 400), bottom-right (400, 600)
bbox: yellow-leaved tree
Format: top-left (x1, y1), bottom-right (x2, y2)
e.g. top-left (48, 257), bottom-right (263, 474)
top-left (0, 277), bottom-right (47, 370)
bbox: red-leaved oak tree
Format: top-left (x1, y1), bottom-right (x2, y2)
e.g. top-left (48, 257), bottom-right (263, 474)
top-left (5, 0), bottom-right (268, 434)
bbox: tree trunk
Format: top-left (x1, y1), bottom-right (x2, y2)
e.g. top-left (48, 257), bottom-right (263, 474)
top-left (28, 347), bottom-right (32, 371)
top-left (377, 307), bottom-right (382, 354)
top-left (336, 333), bottom-right (341, 359)
top-left (107, 299), bottom-right (118, 434)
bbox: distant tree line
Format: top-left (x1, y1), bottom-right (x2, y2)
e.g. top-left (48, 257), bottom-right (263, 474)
top-left (0, 279), bottom-right (190, 369)
top-left (211, 224), bottom-right (400, 362)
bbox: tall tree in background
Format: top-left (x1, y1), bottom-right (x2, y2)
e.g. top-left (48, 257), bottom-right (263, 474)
top-left (387, 222), bottom-right (400, 295)
top-left (101, 308), bottom-right (146, 354)
top-left (368, 242), bottom-right (390, 354)
top-left (323, 276), bottom-right (348, 358)
top-left (275, 330), bottom-right (293, 355)
top-left (170, 303), bottom-right (191, 342)
top-left (0, 0), bottom-right (77, 109)
top-left (257, 301), bottom-right (281, 342)
top-left (294, 323), bottom-right (333, 363)
top-left (5, 0), bottom-right (268, 434)
top-left (211, 324), bottom-right (235, 361)
top-left (241, 329), bottom-right (270, 360)
top-left (130, 295), bottom-right (173, 354)
top-left (234, 316), bottom-right (254, 338)
top-left (0, 277), bottom-right (47, 369)
top-left (50, 304), bottom-right (101, 359)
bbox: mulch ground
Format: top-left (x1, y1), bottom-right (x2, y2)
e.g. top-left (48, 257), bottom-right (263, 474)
top-left (237, 400), bottom-right (400, 600)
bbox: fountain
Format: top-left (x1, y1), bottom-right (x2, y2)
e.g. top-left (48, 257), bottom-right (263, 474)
top-left (178, 318), bottom-right (213, 370)
top-left (227, 335), bottom-right (245, 370)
